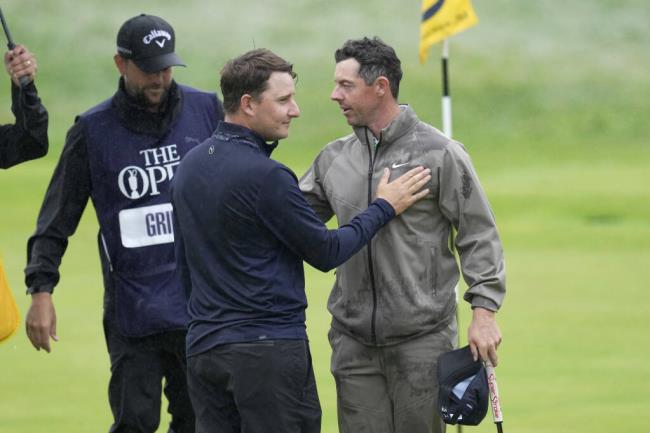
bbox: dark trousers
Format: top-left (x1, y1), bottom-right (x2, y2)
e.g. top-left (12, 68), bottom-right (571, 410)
top-left (187, 339), bottom-right (321, 433)
top-left (104, 322), bottom-right (194, 433)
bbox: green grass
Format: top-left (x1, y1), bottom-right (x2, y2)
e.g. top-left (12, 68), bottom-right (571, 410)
top-left (1, 0), bottom-right (649, 432)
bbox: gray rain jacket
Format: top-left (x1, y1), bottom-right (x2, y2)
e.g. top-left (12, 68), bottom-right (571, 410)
top-left (299, 105), bottom-right (505, 346)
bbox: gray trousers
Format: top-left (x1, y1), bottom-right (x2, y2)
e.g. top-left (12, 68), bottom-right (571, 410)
top-left (329, 322), bottom-right (456, 433)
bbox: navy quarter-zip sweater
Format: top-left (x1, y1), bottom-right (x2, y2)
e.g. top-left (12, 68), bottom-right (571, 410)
top-left (172, 121), bottom-right (396, 357)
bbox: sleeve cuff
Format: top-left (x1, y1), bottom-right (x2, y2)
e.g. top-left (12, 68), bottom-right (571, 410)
top-left (26, 284), bottom-right (54, 295)
top-left (13, 80), bottom-right (40, 106)
top-left (371, 198), bottom-right (396, 219)
top-left (469, 295), bottom-right (499, 312)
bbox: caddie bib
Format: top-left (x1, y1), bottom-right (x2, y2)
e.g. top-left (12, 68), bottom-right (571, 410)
top-left (79, 85), bottom-right (219, 336)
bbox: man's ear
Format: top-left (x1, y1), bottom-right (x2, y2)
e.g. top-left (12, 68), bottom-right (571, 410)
top-left (114, 54), bottom-right (127, 76)
top-left (375, 76), bottom-right (390, 98)
top-left (241, 94), bottom-right (255, 116)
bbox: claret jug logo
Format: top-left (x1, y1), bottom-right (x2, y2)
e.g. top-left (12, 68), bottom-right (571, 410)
top-left (118, 144), bottom-right (181, 199)
top-left (143, 29), bottom-right (172, 48)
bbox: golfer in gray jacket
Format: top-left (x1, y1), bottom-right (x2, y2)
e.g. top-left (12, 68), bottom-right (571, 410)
top-left (299, 37), bottom-right (505, 433)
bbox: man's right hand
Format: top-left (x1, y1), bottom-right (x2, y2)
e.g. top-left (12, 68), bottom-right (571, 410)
top-left (376, 166), bottom-right (431, 215)
top-left (25, 292), bottom-right (58, 352)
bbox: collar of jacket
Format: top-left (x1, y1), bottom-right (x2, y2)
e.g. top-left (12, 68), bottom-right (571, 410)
top-left (352, 104), bottom-right (419, 147)
top-left (214, 121), bottom-right (278, 157)
top-left (111, 77), bottom-right (182, 138)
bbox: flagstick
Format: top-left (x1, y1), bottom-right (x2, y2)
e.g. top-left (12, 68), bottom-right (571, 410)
top-left (441, 38), bottom-right (452, 138)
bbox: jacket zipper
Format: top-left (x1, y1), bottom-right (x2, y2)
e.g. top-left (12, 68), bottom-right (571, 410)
top-left (365, 129), bottom-right (381, 345)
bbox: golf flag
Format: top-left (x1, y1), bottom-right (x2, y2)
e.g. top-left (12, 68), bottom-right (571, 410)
top-left (419, 0), bottom-right (479, 63)
top-left (0, 256), bottom-right (20, 343)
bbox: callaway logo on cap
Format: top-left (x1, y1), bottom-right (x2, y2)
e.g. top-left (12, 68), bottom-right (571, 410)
top-left (143, 29), bottom-right (172, 47)
top-left (116, 14), bottom-right (186, 73)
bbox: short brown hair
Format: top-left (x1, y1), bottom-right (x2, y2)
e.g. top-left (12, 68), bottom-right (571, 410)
top-left (220, 48), bottom-right (297, 114)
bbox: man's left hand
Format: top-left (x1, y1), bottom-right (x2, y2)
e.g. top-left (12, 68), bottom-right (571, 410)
top-left (467, 307), bottom-right (502, 366)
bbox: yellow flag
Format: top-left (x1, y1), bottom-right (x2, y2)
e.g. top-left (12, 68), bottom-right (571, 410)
top-left (419, 0), bottom-right (479, 63)
top-left (0, 257), bottom-right (20, 343)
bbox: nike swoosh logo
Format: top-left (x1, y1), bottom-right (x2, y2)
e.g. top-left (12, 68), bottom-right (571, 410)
top-left (391, 162), bottom-right (409, 169)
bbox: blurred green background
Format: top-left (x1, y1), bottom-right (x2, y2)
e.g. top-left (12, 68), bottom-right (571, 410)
top-left (1, 1), bottom-right (649, 432)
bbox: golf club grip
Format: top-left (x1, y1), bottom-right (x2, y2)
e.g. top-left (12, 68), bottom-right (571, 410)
top-left (17, 74), bottom-right (30, 87)
top-left (485, 361), bottom-right (504, 423)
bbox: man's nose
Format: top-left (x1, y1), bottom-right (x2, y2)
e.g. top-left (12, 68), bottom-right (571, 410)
top-left (330, 87), bottom-right (341, 101)
top-left (289, 100), bottom-right (300, 118)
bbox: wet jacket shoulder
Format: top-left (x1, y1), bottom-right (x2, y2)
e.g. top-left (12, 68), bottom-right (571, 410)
top-left (0, 81), bottom-right (48, 169)
top-left (300, 105), bottom-right (506, 345)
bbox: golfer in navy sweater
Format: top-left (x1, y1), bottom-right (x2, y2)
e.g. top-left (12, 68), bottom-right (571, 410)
top-left (171, 48), bottom-right (431, 433)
